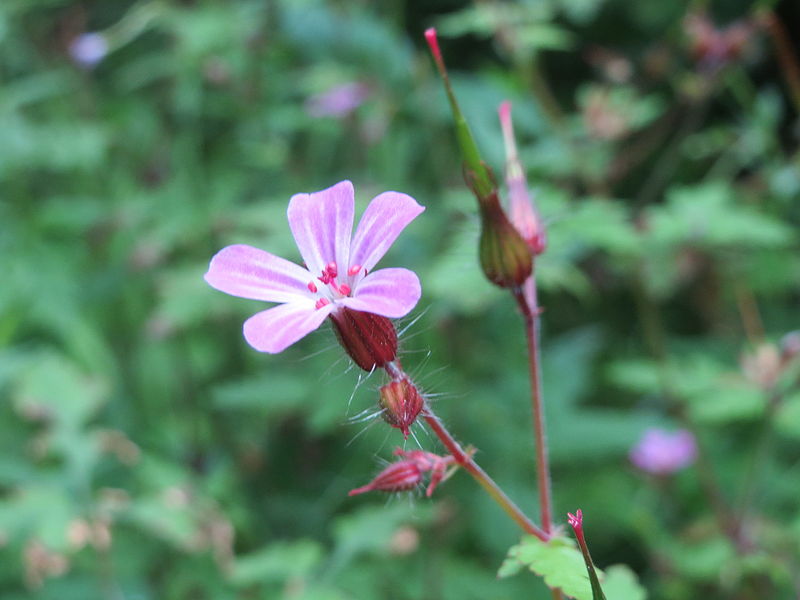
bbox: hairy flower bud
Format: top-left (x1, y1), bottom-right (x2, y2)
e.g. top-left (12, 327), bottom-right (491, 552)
top-left (477, 191), bottom-right (533, 288)
top-left (348, 459), bottom-right (422, 496)
top-left (379, 378), bottom-right (424, 439)
top-left (330, 307), bottom-right (398, 372)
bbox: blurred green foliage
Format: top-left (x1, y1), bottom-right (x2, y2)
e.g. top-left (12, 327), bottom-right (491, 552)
top-left (1, 0), bottom-right (799, 598)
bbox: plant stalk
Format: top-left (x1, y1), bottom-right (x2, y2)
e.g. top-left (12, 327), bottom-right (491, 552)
top-left (384, 362), bottom-right (549, 541)
top-left (513, 280), bottom-right (555, 534)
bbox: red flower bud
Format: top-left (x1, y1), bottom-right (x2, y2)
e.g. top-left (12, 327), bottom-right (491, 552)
top-left (330, 307), bottom-right (398, 372)
top-left (348, 459), bottom-right (423, 496)
top-left (379, 378), bottom-right (424, 439)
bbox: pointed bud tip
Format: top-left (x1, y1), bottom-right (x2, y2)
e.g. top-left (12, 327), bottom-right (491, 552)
top-left (424, 28), bottom-right (441, 60)
top-left (567, 509), bottom-right (583, 530)
top-left (498, 100), bottom-right (512, 123)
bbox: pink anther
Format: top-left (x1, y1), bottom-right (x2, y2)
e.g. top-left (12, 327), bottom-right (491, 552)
top-left (348, 264), bottom-right (362, 276)
top-left (326, 261), bottom-right (338, 278)
top-left (307, 281), bottom-right (318, 293)
top-left (338, 284), bottom-right (351, 296)
top-left (314, 298), bottom-right (331, 310)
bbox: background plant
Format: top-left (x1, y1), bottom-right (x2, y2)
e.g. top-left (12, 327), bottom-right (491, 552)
top-left (1, 0), bottom-right (799, 598)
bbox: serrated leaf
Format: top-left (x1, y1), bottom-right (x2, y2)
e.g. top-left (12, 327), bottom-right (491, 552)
top-left (504, 535), bottom-right (593, 599)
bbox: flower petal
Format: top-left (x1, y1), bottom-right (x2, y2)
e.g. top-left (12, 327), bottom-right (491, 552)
top-left (243, 301), bottom-right (334, 353)
top-left (288, 180), bottom-right (354, 278)
top-left (349, 191), bottom-right (424, 272)
top-left (204, 244), bottom-right (312, 303)
top-left (339, 268), bottom-right (421, 318)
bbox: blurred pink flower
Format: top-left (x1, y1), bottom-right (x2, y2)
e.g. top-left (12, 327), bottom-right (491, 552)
top-left (204, 181), bottom-right (424, 353)
top-left (630, 428), bottom-right (697, 475)
top-left (306, 82), bottom-right (370, 118)
top-left (69, 33), bottom-right (108, 68)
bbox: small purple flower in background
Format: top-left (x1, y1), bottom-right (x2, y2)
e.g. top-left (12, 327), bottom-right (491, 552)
top-left (305, 82), bottom-right (370, 119)
top-left (69, 33), bottom-right (109, 68)
top-left (204, 181), bottom-right (424, 354)
top-left (630, 428), bottom-right (697, 475)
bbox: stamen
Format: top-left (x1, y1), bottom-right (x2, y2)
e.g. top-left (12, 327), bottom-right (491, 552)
top-left (348, 264), bottom-right (362, 276)
top-left (315, 298), bottom-right (330, 310)
top-left (339, 284), bottom-right (351, 296)
top-left (326, 261), bottom-right (338, 277)
top-left (307, 281), bottom-right (318, 293)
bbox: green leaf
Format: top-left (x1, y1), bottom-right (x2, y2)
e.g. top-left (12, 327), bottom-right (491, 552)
top-left (12, 352), bottom-right (107, 428)
top-left (602, 565), bottom-right (647, 600)
top-left (230, 539), bottom-right (323, 586)
top-left (775, 391), bottom-right (800, 439)
top-left (502, 535), bottom-right (592, 599)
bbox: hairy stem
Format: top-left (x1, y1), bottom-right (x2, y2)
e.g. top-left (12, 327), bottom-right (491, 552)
top-left (513, 280), bottom-right (555, 534)
top-left (384, 362), bottom-right (549, 541)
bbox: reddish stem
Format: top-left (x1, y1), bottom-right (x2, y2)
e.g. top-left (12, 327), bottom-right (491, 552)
top-left (385, 362), bottom-right (548, 541)
top-left (514, 281), bottom-right (554, 534)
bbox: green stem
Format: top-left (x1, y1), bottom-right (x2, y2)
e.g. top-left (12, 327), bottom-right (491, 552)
top-left (734, 391), bottom-right (781, 538)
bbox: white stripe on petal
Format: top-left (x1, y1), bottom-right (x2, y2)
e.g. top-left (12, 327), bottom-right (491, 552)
top-left (204, 244), bottom-right (312, 304)
top-left (349, 191), bottom-right (424, 272)
top-left (340, 268), bottom-right (421, 319)
top-left (288, 181), bottom-right (354, 277)
top-left (243, 301), bottom-right (333, 353)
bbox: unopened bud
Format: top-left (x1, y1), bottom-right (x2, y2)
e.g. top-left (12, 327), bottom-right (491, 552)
top-left (567, 509), bottom-right (584, 544)
top-left (477, 191), bottom-right (533, 288)
top-left (499, 101), bottom-right (546, 255)
top-left (348, 459), bottom-right (422, 496)
top-left (330, 307), bottom-right (398, 372)
top-left (567, 509), bottom-right (608, 600)
top-left (379, 378), bottom-right (424, 439)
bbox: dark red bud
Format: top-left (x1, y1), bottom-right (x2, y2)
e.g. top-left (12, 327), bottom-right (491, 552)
top-left (379, 378), bottom-right (424, 439)
top-left (348, 459), bottom-right (422, 496)
top-left (330, 308), bottom-right (398, 372)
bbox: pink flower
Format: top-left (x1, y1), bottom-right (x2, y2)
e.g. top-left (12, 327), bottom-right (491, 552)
top-left (204, 181), bottom-right (424, 353)
top-left (630, 428), bottom-right (697, 475)
top-left (69, 33), bottom-right (109, 68)
top-left (305, 82), bottom-right (370, 119)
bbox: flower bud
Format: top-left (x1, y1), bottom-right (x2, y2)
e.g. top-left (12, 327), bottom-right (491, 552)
top-left (567, 509), bottom-right (607, 600)
top-left (330, 307), bottom-right (398, 372)
top-left (348, 459), bottom-right (422, 496)
top-left (379, 378), bottom-right (424, 439)
top-left (499, 101), bottom-right (547, 255)
top-left (477, 191), bottom-right (533, 288)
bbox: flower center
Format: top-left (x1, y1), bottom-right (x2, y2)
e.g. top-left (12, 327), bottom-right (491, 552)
top-left (309, 261), bottom-right (366, 310)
